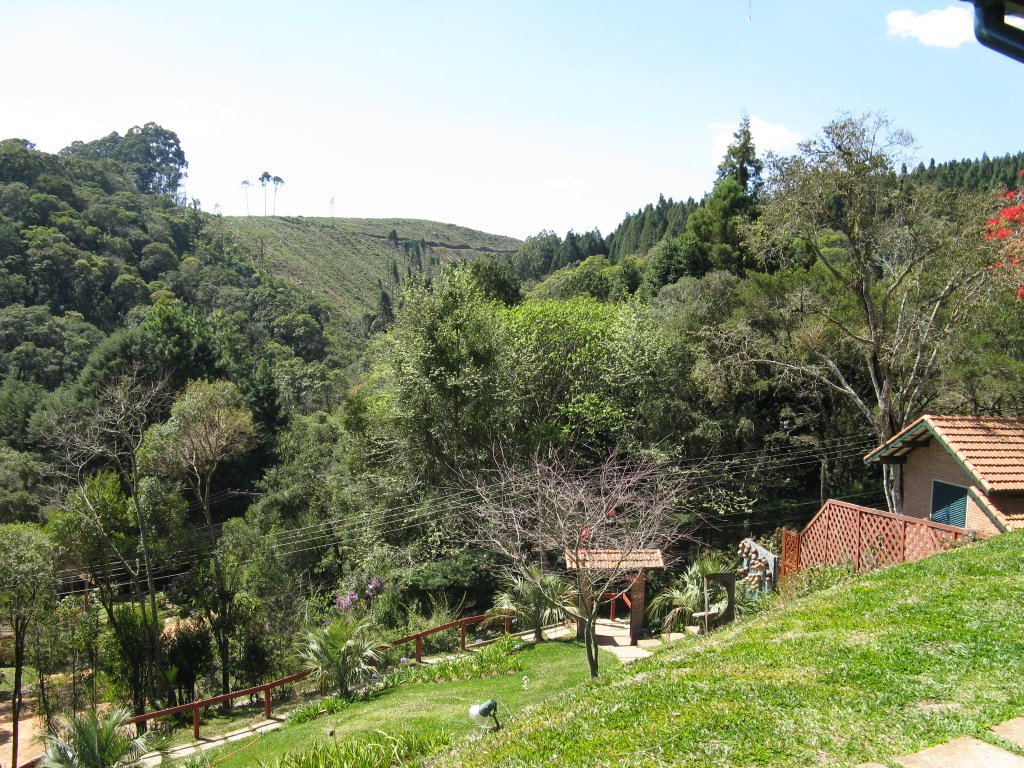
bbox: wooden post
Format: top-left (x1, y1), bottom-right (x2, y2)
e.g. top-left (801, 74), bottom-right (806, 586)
top-left (415, 635), bottom-right (423, 663)
top-left (900, 519), bottom-right (907, 563)
top-left (628, 572), bottom-right (646, 646)
top-left (460, 622), bottom-right (467, 650)
top-left (192, 707), bottom-right (200, 739)
top-left (503, 616), bottom-right (511, 635)
top-left (856, 509), bottom-right (862, 572)
top-left (609, 597), bottom-right (616, 622)
top-left (263, 685), bottom-right (271, 719)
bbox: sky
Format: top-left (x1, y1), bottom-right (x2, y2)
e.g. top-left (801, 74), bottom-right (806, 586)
top-left (1, 1), bottom-right (1021, 240)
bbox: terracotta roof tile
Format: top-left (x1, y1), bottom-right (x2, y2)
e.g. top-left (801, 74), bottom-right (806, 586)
top-left (563, 548), bottom-right (665, 570)
top-left (927, 416), bottom-right (1024, 492)
top-left (866, 415), bottom-right (1024, 492)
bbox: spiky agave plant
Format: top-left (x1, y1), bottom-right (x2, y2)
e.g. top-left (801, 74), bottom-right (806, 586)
top-left (42, 707), bottom-right (164, 768)
top-left (489, 565), bottom-right (576, 642)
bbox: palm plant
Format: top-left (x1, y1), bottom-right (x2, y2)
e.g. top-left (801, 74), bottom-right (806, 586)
top-left (649, 551), bottom-right (734, 634)
top-left (42, 706), bottom-right (164, 768)
top-left (296, 617), bottom-right (380, 699)
top-left (489, 565), bottom-right (576, 642)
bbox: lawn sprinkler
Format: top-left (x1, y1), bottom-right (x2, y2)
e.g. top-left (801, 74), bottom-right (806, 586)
top-left (469, 698), bottom-right (501, 731)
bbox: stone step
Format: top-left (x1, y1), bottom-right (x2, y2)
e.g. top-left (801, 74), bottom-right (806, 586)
top-left (893, 737), bottom-right (1024, 768)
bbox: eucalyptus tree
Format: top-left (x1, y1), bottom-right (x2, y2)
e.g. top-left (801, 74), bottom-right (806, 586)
top-left (745, 113), bottom-right (993, 512)
top-left (259, 171), bottom-right (271, 216)
top-left (241, 179), bottom-right (252, 215)
top-left (272, 175), bottom-right (284, 215)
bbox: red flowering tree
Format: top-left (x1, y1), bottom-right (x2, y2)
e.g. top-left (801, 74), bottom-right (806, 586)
top-left (985, 168), bottom-right (1024, 298)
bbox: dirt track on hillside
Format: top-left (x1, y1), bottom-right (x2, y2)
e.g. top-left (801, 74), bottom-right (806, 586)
top-left (0, 697), bottom-right (44, 768)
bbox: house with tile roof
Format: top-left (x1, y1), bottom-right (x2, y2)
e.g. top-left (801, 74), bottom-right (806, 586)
top-left (863, 415), bottom-right (1024, 535)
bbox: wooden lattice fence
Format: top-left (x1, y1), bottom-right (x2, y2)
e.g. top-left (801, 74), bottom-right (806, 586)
top-left (780, 499), bottom-right (974, 580)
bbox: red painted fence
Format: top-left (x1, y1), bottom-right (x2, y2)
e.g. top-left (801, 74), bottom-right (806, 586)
top-left (780, 499), bottom-right (977, 580)
top-left (389, 613), bottom-right (511, 663)
top-left (123, 613), bottom-right (515, 739)
top-left (128, 668), bottom-right (313, 739)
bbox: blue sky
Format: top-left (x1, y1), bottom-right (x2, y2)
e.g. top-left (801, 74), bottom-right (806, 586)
top-left (1, 1), bottom-right (1020, 238)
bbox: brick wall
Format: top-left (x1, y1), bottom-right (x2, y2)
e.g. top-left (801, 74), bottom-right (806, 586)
top-left (991, 494), bottom-right (1024, 530)
top-left (901, 440), bottom-right (1002, 535)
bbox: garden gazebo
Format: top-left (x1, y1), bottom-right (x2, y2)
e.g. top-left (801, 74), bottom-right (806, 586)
top-left (564, 548), bottom-right (665, 645)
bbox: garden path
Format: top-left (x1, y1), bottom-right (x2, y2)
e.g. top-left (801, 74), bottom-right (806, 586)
top-left (856, 717), bottom-right (1024, 768)
top-left (3, 695), bottom-right (45, 768)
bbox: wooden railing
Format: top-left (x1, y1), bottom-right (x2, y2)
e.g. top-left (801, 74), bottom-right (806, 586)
top-left (128, 668), bottom-right (313, 739)
top-left (123, 613), bottom-right (517, 739)
top-left (389, 613), bottom-right (512, 663)
top-left (600, 591), bottom-right (631, 622)
top-left (782, 498), bottom-right (977, 579)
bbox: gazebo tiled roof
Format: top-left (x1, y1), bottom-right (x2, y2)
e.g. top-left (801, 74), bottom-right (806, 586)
top-left (864, 415), bottom-right (1024, 493)
top-left (563, 548), bottom-right (665, 571)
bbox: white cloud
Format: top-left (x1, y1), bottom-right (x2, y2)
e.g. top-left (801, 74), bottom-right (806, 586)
top-left (886, 6), bottom-right (974, 48)
top-left (708, 117), bottom-right (802, 164)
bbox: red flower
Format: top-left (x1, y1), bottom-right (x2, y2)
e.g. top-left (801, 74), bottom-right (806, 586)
top-left (1019, 168), bottom-right (1024, 178)
top-left (1007, 191), bottom-right (1018, 201)
top-left (1002, 205), bottom-right (1024, 222)
top-left (1017, 284), bottom-right (1024, 300)
top-left (997, 228), bottom-right (1013, 240)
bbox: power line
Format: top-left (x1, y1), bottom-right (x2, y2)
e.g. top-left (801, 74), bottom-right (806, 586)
top-left (55, 434), bottom-right (881, 595)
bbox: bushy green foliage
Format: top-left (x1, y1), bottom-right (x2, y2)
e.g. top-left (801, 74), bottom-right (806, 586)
top-left (287, 696), bottom-right (350, 725)
top-left (266, 729), bottom-right (451, 768)
top-left (782, 561), bottom-right (858, 599)
top-left (381, 633), bottom-right (523, 688)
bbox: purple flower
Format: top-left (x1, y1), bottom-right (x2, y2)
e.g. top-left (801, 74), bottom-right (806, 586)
top-left (364, 577), bottom-right (385, 598)
top-left (334, 591), bottom-right (360, 612)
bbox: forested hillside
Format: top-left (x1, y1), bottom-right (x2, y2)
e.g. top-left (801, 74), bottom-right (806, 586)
top-left (2, 115), bottom-right (1024, 767)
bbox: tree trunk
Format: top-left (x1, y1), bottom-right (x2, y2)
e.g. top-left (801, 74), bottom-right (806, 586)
top-left (36, 666), bottom-right (52, 734)
top-left (883, 463), bottom-right (904, 515)
top-left (584, 617), bottom-right (599, 678)
top-left (129, 475), bottom-right (164, 708)
top-left (219, 634), bottom-right (231, 700)
top-left (12, 618), bottom-right (26, 768)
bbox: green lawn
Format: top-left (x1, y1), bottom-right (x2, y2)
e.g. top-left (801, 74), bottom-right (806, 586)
top-left (438, 532), bottom-right (1024, 767)
top-left (212, 640), bottom-right (615, 768)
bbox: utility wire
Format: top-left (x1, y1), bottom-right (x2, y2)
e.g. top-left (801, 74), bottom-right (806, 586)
top-left (55, 434), bottom-right (880, 594)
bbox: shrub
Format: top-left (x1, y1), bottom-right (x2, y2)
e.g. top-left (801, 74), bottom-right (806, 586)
top-left (784, 562), bottom-right (857, 599)
top-left (266, 729), bottom-right (452, 768)
top-left (287, 696), bottom-right (349, 726)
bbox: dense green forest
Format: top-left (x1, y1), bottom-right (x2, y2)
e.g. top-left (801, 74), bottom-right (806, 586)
top-left (2, 114), bottom-right (1024, 763)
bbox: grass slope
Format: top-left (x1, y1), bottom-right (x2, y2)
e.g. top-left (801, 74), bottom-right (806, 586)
top-left (215, 216), bottom-right (522, 325)
top-left (213, 641), bottom-right (615, 768)
top-left (441, 533), bottom-right (1024, 767)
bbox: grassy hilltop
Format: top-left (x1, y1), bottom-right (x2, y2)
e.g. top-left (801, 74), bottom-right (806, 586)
top-left (215, 216), bottom-right (522, 325)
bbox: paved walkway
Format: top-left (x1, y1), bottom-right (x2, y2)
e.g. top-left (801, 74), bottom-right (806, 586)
top-left (538, 618), bottom-right (662, 663)
top-left (141, 716), bottom-right (286, 766)
top-left (856, 717), bottom-right (1024, 768)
